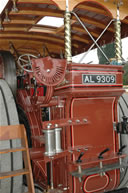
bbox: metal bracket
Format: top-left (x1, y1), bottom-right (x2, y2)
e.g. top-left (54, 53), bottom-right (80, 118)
top-left (71, 161), bottom-right (128, 178)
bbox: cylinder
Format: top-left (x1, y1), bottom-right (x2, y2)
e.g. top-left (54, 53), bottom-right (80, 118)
top-left (55, 128), bottom-right (62, 153)
top-left (43, 129), bottom-right (56, 156)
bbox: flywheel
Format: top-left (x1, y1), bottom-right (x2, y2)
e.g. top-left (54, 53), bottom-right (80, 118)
top-left (0, 79), bottom-right (23, 193)
top-left (117, 92), bottom-right (128, 189)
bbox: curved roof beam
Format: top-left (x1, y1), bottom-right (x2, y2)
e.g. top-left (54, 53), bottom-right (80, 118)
top-left (52, 0), bottom-right (128, 19)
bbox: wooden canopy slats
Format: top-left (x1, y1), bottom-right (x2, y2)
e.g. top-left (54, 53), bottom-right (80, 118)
top-left (3, 19), bottom-right (34, 25)
top-left (10, 9), bottom-right (63, 18)
top-left (54, 0), bottom-right (128, 19)
top-left (0, 33), bottom-right (64, 44)
top-left (123, 18), bottom-right (128, 24)
top-left (76, 4), bottom-right (111, 17)
top-left (29, 27), bottom-right (58, 34)
top-left (3, 27), bottom-right (27, 32)
top-left (72, 34), bottom-right (90, 44)
top-left (72, 25), bottom-right (99, 38)
top-left (0, 0), bottom-right (127, 58)
top-left (72, 15), bottom-right (114, 32)
top-left (18, 0), bottom-right (57, 5)
top-left (0, 39), bottom-right (65, 54)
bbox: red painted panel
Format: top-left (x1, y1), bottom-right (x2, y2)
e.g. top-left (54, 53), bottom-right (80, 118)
top-left (70, 97), bottom-right (118, 192)
top-left (83, 173), bottom-right (109, 193)
top-left (71, 97), bottom-right (115, 154)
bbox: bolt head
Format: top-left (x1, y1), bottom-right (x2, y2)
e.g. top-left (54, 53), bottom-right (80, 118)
top-left (46, 69), bottom-right (50, 73)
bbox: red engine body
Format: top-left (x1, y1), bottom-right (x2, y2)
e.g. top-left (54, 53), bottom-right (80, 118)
top-left (17, 58), bottom-right (126, 193)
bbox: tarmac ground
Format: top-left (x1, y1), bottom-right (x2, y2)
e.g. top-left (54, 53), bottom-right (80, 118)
top-left (107, 188), bottom-right (128, 193)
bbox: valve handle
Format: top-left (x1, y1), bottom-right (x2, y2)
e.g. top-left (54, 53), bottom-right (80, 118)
top-left (118, 145), bottom-right (126, 155)
top-left (76, 152), bottom-right (84, 163)
top-left (98, 148), bottom-right (110, 159)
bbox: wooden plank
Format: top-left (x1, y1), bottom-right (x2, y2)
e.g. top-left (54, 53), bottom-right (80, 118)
top-left (72, 15), bottom-right (114, 33)
top-left (0, 124), bottom-right (25, 140)
top-left (0, 34), bottom-right (64, 44)
top-left (10, 10), bottom-right (63, 18)
top-left (72, 26), bottom-right (99, 38)
top-left (0, 147), bottom-right (27, 154)
top-left (0, 169), bottom-right (29, 179)
top-left (72, 34), bottom-right (90, 44)
top-left (3, 19), bottom-right (34, 25)
top-left (0, 39), bottom-right (64, 51)
top-left (77, 4), bottom-right (109, 16)
top-left (18, 0), bottom-right (55, 4)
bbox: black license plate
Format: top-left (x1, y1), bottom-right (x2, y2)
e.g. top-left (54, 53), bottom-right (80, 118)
top-left (82, 74), bottom-right (116, 84)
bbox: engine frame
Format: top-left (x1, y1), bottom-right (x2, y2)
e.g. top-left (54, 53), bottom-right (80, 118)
top-left (16, 58), bottom-right (128, 193)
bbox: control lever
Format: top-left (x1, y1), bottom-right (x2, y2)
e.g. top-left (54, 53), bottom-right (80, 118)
top-left (98, 148), bottom-right (110, 177)
top-left (76, 152), bottom-right (85, 163)
top-left (118, 145), bottom-right (126, 155)
top-left (76, 152), bottom-right (84, 183)
top-left (98, 148), bottom-right (110, 159)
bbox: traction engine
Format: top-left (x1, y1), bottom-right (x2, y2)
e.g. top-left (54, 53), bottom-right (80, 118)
top-left (0, 1), bottom-right (128, 193)
top-left (15, 55), bottom-right (128, 193)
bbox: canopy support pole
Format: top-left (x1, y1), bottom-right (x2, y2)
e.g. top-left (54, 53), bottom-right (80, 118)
top-left (114, 4), bottom-right (122, 64)
top-left (64, 0), bottom-right (72, 64)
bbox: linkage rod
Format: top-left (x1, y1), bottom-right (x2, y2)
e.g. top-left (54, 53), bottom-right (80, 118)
top-left (79, 19), bottom-right (114, 63)
top-left (72, 12), bottom-right (110, 63)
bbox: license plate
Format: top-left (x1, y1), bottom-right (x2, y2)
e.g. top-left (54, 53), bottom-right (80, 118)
top-left (82, 74), bottom-right (116, 84)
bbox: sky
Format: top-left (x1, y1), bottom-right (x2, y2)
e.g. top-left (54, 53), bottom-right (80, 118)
top-left (0, 0), bottom-right (9, 14)
top-left (72, 37), bottom-right (128, 64)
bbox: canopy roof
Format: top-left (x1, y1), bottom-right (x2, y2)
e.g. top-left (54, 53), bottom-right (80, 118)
top-left (0, 0), bottom-right (128, 58)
